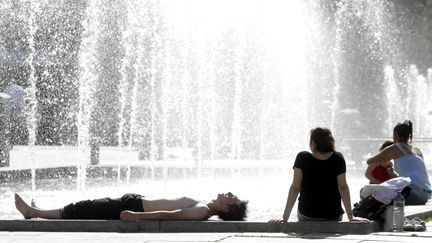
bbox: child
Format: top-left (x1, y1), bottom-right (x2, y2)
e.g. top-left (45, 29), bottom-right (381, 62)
top-left (365, 140), bottom-right (398, 184)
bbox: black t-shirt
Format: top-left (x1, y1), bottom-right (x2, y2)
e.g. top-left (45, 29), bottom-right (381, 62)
top-left (294, 151), bottom-right (346, 220)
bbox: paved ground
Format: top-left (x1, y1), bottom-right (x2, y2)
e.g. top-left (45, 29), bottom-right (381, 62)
top-left (1, 225), bottom-right (432, 243)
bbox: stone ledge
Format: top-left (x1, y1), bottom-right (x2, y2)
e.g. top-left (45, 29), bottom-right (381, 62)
top-left (0, 220), bottom-right (379, 234)
top-left (405, 203), bottom-right (432, 220)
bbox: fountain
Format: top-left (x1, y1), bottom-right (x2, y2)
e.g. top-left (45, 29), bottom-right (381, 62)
top-left (1, 0), bottom-right (432, 220)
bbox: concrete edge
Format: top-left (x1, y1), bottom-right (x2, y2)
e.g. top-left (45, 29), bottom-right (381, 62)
top-left (0, 220), bottom-right (379, 234)
top-left (403, 203), bottom-right (432, 220)
top-left (406, 210), bottom-right (432, 220)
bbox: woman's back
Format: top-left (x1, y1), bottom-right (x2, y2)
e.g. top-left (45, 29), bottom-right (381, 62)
top-left (294, 151), bottom-right (346, 220)
top-left (393, 143), bottom-right (431, 192)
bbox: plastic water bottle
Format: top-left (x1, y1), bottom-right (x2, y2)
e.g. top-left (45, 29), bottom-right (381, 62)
top-left (393, 192), bottom-right (405, 232)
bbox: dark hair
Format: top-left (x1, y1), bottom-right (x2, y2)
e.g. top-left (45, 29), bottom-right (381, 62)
top-left (218, 201), bottom-right (248, 221)
top-left (310, 127), bottom-right (335, 153)
top-left (393, 120), bottom-right (413, 142)
top-left (379, 140), bottom-right (393, 151)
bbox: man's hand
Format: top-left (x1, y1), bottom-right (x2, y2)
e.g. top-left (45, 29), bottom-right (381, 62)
top-left (120, 210), bottom-right (137, 221)
top-left (349, 217), bottom-right (370, 222)
top-left (268, 219), bottom-right (287, 225)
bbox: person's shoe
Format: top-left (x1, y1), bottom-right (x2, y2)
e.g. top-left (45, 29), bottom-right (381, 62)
top-left (403, 218), bottom-right (414, 231)
top-left (404, 217), bottom-right (426, 232)
top-left (410, 217), bottom-right (426, 231)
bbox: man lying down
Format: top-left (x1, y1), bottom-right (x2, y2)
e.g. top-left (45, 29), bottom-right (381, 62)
top-left (15, 192), bottom-right (248, 221)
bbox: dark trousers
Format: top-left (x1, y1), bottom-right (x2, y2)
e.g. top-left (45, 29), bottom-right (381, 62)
top-left (60, 193), bottom-right (144, 219)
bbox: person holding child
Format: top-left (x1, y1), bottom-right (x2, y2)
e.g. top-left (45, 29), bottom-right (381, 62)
top-left (366, 120), bottom-right (431, 205)
top-left (365, 140), bottom-right (398, 184)
top-left (269, 127), bottom-right (358, 223)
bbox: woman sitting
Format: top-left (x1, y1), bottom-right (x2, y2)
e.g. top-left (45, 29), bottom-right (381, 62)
top-left (367, 120), bottom-right (431, 205)
top-left (269, 127), bottom-right (358, 223)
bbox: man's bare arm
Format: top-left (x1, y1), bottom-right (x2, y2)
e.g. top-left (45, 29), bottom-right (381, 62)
top-left (120, 206), bottom-right (210, 221)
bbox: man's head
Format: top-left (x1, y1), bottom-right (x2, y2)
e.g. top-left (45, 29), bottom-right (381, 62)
top-left (214, 192), bottom-right (248, 221)
top-left (379, 140), bottom-right (394, 166)
top-left (379, 140), bottom-right (393, 151)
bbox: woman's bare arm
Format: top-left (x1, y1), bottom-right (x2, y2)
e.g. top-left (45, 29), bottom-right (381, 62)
top-left (337, 173), bottom-right (353, 221)
top-left (366, 146), bottom-right (396, 165)
top-left (282, 168), bottom-right (302, 221)
top-left (385, 161), bottom-right (399, 178)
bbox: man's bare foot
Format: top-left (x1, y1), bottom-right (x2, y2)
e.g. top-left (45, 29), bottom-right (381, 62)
top-left (15, 194), bottom-right (36, 219)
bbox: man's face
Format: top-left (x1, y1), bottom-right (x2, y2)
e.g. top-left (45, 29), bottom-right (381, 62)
top-left (216, 192), bottom-right (241, 206)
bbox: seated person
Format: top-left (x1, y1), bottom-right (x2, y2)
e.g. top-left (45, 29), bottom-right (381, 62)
top-left (365, 140), bottom-right (398, 184)
top-left (367, 120), bottom-right (432, 205)
top-left (15, 192), bottom-right (248, 221)
top-left (269, 127), bottom-right (362, 224)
